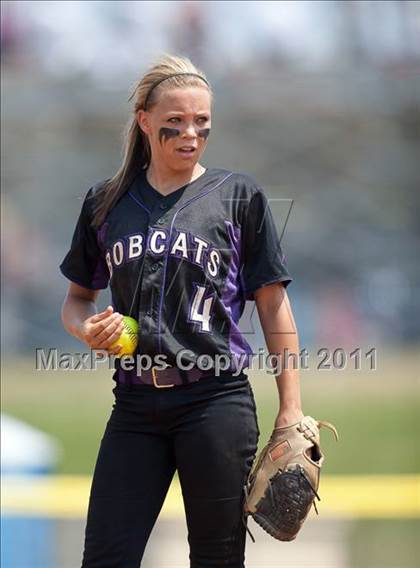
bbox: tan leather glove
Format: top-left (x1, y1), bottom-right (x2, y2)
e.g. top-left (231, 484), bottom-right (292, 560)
top-left (243, 416), bottom-right (339, 542)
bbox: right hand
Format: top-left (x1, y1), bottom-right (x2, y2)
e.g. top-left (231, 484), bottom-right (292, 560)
top-left (78, 305), bottom-right (124, 355)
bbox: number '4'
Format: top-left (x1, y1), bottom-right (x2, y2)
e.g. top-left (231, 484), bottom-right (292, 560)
top-left (189, 285), bottom-right (214, 332)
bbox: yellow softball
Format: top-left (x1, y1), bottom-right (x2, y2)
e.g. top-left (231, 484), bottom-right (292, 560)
top-left (110, 316), bottom-right (139, 357)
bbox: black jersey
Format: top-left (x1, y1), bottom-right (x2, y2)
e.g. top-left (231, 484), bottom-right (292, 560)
top-left (59, 167), bottom-right (292, 374)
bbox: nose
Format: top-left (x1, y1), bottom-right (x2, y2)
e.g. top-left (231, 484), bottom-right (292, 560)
top-left (182, 122), bottom-right (197, 139)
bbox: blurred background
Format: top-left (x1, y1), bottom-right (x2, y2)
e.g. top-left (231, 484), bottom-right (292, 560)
top-left (1, 1), bottom-right (419, 567)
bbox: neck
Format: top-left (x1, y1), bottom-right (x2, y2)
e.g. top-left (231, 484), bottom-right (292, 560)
top-left (145, 162), bottom-right (206, 195)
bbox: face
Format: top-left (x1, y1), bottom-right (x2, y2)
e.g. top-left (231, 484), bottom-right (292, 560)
top-left (137, 86), bottom-right (211, 171)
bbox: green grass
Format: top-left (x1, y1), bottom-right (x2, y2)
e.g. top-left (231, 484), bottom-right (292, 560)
top-left (251, 385), bottom-right (420, 474)
top-left (1, 362), bottom-right (115, 474)
top-left (2, 352), bottom-right (420, 475)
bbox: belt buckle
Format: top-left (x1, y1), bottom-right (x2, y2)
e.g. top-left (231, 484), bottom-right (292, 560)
top-left (151, 366), bottom-right (175, 388)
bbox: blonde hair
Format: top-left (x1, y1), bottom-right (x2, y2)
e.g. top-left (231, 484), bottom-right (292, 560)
top-left (91, 53), bottom-right (212, 228)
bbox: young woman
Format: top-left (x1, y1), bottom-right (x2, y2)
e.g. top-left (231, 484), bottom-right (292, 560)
top-left (60, 53), bottom-right (304, 568)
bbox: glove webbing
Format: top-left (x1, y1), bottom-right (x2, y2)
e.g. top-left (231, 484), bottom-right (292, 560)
top-left (242, 466), bottom-right (321, 544)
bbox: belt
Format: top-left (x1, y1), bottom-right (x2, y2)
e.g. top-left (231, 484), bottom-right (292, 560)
top-left (116, 365), bottom-right (218, 388)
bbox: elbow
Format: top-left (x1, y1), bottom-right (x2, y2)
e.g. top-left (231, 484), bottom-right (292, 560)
top-left (60, 294), bottom-right (72, 335)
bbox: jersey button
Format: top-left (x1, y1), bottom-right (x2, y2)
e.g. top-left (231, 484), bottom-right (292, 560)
top-left (146, 309), bottom-right (153, 317)
top-left (151, 262), bottom-right (160, 272)
top-left (157, 217), bottom-right (165, 225)
top-left (159, 203), bottom-right (167, 210)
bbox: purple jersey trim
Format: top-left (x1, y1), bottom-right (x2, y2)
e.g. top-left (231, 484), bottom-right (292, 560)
top-left (91, 259), bottom-right (110, 289)
top-left (59, 264), bottom-right (108, 290)
top-left (221, 220), bottom-right (253, 371)
top-left (96, 222), bottom-right (109, 251)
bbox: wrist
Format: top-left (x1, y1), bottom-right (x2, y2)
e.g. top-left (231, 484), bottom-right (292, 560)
top-left (275, 407), bottom-right (304, 428)
top-left (73, 321), bottom-right (86, 343)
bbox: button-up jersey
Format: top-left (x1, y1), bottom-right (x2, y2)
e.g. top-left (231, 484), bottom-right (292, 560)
top-left (59, 167), bottom-right (292, 374)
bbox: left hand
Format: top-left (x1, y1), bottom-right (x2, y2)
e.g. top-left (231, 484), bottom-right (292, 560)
top-left (274, 407), bottom-right (305, 429)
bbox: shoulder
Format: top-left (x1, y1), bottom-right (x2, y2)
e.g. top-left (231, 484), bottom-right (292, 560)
top-left (84, 177), bottom-right (111, 202)
top-left (214, 168), bottom-right (263, 199)
top-left (230, 169), bottom-right (260, 188)
top-left (79, 177), bottom-right (111, 215)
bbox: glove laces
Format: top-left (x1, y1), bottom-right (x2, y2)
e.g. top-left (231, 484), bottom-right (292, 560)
top-left (242, 484), bottom-right (256, 543)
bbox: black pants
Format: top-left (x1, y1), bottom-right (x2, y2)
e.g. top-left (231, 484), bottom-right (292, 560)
top-left (81, 373), bottom-right (260, 568)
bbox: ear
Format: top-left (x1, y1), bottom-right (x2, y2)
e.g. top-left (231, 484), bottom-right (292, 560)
top-left (136, 109), bottom-right (151, 136)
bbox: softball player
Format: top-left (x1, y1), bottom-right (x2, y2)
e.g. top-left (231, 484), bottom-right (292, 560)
top-left (60, 53), bottom-right (304, 568)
